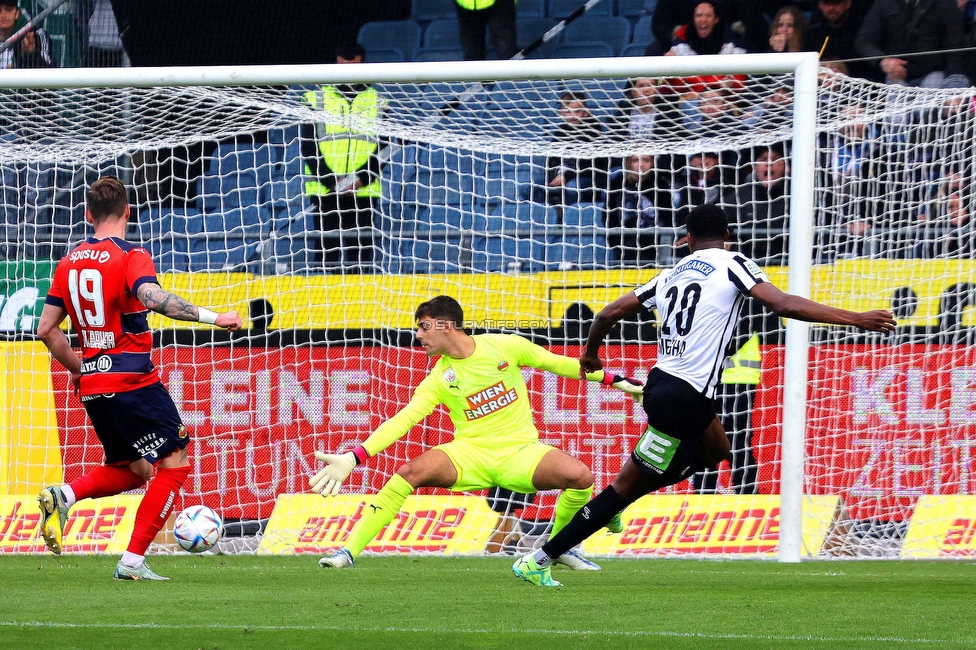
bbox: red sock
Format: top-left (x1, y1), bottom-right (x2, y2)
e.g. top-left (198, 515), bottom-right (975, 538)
top-left (69, 465), bottom-right (146, 501)
top-left (126, 465), bottom-right (191, 556)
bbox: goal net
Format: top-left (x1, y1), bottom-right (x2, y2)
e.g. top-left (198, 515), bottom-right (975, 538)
top-left (0, 57), bottom-right (973, 560)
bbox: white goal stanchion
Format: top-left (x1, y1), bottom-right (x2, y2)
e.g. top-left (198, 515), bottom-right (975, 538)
top-left (1, 55), bottom-right (973, 561)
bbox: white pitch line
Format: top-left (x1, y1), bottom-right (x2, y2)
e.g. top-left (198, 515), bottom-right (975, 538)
top-left (1, 621), bottom-right (972, 645)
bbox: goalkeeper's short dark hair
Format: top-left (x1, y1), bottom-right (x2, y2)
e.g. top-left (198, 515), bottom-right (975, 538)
top-left (686, 203), bottom-right (729, 240)
top-left (415, 296), bottom-right (464, 328)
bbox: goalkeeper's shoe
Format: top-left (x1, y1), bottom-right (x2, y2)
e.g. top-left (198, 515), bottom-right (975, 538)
top-left (37, 486), bottom-right (70, 555)
top-left (606, 510), bottom-right (624, 534)
top-left (554, 548), bottom-right (601, 571)
top-left (319, 548), bottom-right (354, 569)
top-left (512, 554), bottom-right (561, 587)
top-left (112, 560), bottom-right (169, 581)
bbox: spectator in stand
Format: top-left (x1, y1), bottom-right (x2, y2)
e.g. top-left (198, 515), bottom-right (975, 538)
top-left (608, 77), bottom-right (670, 142)
top-left (604, 154), bottom-right (669, 267)
top-left (960, 0), bottom-right (976, 83)
top-left (804, 0), bottom-right (870, 80)
top-left (765, 6), bottom-right (808, 53)
top-left (0, 0), bottom-right (54, 68)
top-left (814, 104), bottom-right (882, 261)
top-left (666, 0), bottom-right (747, 56)
top-left (454, 0), bottom-right (517, 61)
top-left (673, 152), bottom-right (735, 230)
top-left (648, 0), bottom-right (697, 55)
top-left (916, 184), bottom-right (973, 258)
top-left (536, 92), bottom-right (610, 214)
top-left (82, 0), bottom-right (126, 67)
top-left (854, 0), bottom-right (970, 88)
top-left (722, 143), bottom-right (790, 265)
top-left (300, 43), bottom-right (381, 273)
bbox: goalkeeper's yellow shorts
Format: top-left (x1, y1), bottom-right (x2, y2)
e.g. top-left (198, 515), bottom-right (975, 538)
top-left (434, 438), bottom-right (553, 494)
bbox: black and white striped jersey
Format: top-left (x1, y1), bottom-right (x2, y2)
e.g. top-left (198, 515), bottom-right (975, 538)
top-left (633, 247), bottom-right (768, 399)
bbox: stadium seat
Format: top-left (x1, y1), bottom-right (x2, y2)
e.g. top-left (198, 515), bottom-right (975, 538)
top-left (398, 238), bottom-right (464, 273)
top-left (482, 82), bottom-right (557, 139)
top-left (155, 238), bottom-right (190, 273)
top-left (415, 46), bottom-right (464, 62)
top-left (423, 19), bottom-right (462, 49)
top-left (269, 207), bottom-right (317, 274)
top-left (551, 41), bottom-right (615, 58)
top-left (357, 20), bottom-right (422, 61)
top-left (517, 0), bottom-right (545, 16)
top-left (188, 236), bottom-right (249, 272)
top-left (617, 0), bottom-right (649, 17)
top-left (417, 205), bottom-right (476, 230)
top-left (620, 42), bottom-right (649, 57)
top-left (549, 234), bottom-right (615, 269)
top-left (365, 47), bottom-right (405, 63)
top-left (472, 235), bottom-right (548, 273)
top-left (563, 202), bottom-right (605, 229)
top-left (632, 15), bottom-right (654, 45)
top-left (423, 81), bottom-right (488, 130)
top-left (200, 170), bottom-right (260, 212)
top-left (413, 0), bottom-right (456, 21)
top-left (517, 16), bottom-right (557, 58)
top-left (562, 16), bottom-right (631, 55)
top-left (548, 0), bottom-right (611, 17)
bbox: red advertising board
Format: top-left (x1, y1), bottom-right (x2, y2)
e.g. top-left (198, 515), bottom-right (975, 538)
top-left (51, 344), bottom-right (976, 521)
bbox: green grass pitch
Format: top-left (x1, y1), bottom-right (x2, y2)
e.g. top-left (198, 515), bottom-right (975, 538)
top-left (1, 555), bottom-right (974, 649)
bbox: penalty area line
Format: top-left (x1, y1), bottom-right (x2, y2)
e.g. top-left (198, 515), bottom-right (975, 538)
top-left (0, 621), bottom-right (970, 645)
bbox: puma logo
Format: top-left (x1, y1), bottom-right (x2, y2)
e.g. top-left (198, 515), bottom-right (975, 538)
top-left (369, 504), bottom-right (382, 514)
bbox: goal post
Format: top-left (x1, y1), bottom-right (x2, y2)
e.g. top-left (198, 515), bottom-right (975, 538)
top-left (3, 54), bottom-right (970, 561)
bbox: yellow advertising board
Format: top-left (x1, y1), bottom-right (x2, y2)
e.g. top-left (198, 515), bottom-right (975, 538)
top-left (259, 493), bottom-right (839, 558)
top-left (902, 496), bottom-right (976, 558)
top-left (582, 495), bottom-right (839, 557)
top-left (258, 494), bottom-right (500, 556)
top-left (0, 495), bottom-right (141, 554)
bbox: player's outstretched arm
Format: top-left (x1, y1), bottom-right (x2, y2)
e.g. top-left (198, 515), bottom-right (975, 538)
top-left (750, 283), bottom-right (896, 332)
top-left (136, 282), bottom-right (242, 330)
top-left (580, 291), bottom-right (645, 375)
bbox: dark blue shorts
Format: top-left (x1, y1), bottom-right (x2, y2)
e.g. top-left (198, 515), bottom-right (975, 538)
top-left (81, 382), bottom-right (188, 465)
top-left (631, 368), bottom-right (716, 479)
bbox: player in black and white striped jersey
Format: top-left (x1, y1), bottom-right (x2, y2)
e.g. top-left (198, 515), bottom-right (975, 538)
top-left (513, 203), bottom-right (897, 587)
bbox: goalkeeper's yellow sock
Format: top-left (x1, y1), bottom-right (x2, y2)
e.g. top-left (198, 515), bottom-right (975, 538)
top-left (551, 485), bottom-right (593, 537)
top-left (344, 473), bottom-right (414, 559)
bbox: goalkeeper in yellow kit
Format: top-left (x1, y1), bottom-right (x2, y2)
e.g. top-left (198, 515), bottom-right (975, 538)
top-left (312, 295), bottom-right (642, 570)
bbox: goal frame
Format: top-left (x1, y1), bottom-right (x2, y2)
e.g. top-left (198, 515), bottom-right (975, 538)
top-left (0, 53), bottom-right (820, 562)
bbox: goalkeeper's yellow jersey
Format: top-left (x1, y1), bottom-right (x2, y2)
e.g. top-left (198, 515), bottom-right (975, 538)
top-left (361, 333), bottom-right (598, 457)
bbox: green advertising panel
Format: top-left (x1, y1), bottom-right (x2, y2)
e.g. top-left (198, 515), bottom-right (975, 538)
top-left (0, 260), bottom-right (55, 333)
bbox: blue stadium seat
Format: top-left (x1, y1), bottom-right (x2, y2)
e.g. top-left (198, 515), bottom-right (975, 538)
top-left (155, 238), bottom-right (190, 273)
top-left (415, 46), bottom-right (464, 62)
top-left (410, 146), bottom-right (477, 206)
top-left (423, 19), bottom-right (461, 49)
top-left (620, 42), bottom-right (649, 57)
top-left (562, 16), bottom-right (631, 54)
top-left (483, 154), bottom-right (546, 204)
top-left (417, 205), bottom-right (476, 230)
top-left (269, 207), bottom-right (317, 274)
top-left (200, 171), bottom-right (260, 212)
top-left (472, 235), bottom-right (548, 273)
top-left (365, 47), bottom-right (405, 63)
top-left (482, 82), bottom-right (557, 139)
top-left (357, 20), bottom-right (422, 61)
top-left (617, 0), bottom-right (649, 17)
top-left (188, 236), bottom-right (249, 272)
top-left (517, 16), bottom-right (557, 58)
top-left (413, 0), bottom-right (456, 21)
top-left (516, 0), bottom-right (545, 16)
top-left (632, 15), bottom-right (654, 45)
top-left (494, 201), bottom-right (560, 230)
top-left (563, 202), bottom-right (605, 228)
top-left (423, 81), bottom-right (488, 130)
top-left (136, 207), bottom-right (175, 244)
top-left (398, 238), bottom-right (464, 273)
top-left (549, 234), bottom-right (615, 269)
top-left (548, 0), bottom-right (611, 17)
top-left (552, 41), bottom-right (615, 58)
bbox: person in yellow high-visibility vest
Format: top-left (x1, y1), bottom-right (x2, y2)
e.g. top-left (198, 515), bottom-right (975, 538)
top-left (695, 331), bottom-right (762, 494)
top-left (299, 43), bottom-right (381, 272)
top-left (455, 0), bottom-right (518, 61)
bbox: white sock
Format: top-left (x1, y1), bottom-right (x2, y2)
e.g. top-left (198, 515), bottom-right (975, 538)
top-left (121, 551), bottom-right (144, 567)
top-left (61, 485), bottom-right (76, 507)
top-left (532, 549), bottom-right (552, 567)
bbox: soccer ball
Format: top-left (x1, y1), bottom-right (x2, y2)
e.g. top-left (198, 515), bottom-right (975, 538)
top-left (173, 505), bottom-right (222, 554)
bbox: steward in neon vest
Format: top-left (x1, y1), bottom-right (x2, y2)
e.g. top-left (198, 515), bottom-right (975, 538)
top-left (720, 333), bottom-right (761, 385)
top-left (455, 0), bottom-right (496, 8)
top-left (301, 84), bottom-right (381, 199)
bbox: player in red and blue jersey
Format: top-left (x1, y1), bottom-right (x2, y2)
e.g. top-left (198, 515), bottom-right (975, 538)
top-left (36, 176), bottom-right (242, 580)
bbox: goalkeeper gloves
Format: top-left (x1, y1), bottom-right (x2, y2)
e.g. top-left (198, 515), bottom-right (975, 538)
top-left (602, 372), bottom-right (644, 403)
top-left (309, 451), bottom-right (357, 497)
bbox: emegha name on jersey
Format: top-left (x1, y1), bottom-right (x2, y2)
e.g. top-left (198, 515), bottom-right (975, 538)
top-left (463, 381), bottom-right (519, 421)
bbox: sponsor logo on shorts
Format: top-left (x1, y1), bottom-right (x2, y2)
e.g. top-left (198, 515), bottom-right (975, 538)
top-left (134, 432), bottom-right (167, 459)
top-left (463, 381), bottom-right (518, 421)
